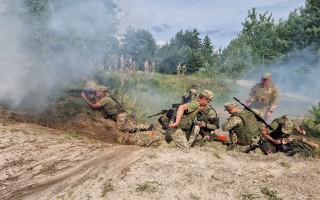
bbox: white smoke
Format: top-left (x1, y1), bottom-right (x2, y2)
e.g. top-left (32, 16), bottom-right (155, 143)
top-left (237, 46), bottom-right (320, 119)
top-left (0, 0), bottom-right (118, 109)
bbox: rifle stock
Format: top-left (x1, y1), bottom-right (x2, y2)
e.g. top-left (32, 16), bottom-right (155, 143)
top-left (233, 97), bottom-right (273, 130)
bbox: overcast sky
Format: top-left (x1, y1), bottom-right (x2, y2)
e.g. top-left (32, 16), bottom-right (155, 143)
top-left (118, 0), bottom-right (305, 48)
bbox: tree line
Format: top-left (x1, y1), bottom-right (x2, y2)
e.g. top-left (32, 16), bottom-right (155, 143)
top-left (21, 0), bottom-right (320, 78)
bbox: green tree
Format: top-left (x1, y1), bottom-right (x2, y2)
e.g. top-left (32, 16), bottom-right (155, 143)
top-left (241, 8), bottom-right (283, 62)
top-left (23, 0), bottom-right (120, 65)
top-left (156, 44), bottom-right (190, 74)
top-left (201, 35), bottom-right (214, 65)
top-left (121, 27), bottom-right (157, 70)
top-left (221, 36), bottom-right (258, 78)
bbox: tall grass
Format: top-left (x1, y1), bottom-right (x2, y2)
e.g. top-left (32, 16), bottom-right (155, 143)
top-left (96, 72), bottom-right (232, 122)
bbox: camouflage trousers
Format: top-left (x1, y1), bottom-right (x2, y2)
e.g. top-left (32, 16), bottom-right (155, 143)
top-left (116, 112), bottom-right (150, 133)
top-left (129, 131), bottom-right (164, 147)
top-left (228, 134), bottom-right (262, 153)
top-left (170, 127), bottom-right (194, 149)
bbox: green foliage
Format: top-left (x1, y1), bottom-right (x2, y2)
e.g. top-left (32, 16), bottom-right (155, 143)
top-left (302, 105), bottom-right (320, 137)
top-left (156, 44), bottom-right (190, 74)
top-left (101, 183), bottom-right (114, 197)
top-left (241, 8), bottom-right (284, 61)
top-left (279, 161), bottom-right (291, 169)
top-left (135, 181), bottom-right (158, 193)
top-left (156, 29), bottom-right (206, 74)
top-left (309, 105), bottom-right (320, 124)
top-left (62, 99), bottom-right (84, 116)
top-left (121, 27), bottom-right (157, 70)
top-left (260, 187), bottom-right (283, 200)
top-left (221, 36), bottom-right (259, 78)
top-left (96, 72), bottom-right (230, 123)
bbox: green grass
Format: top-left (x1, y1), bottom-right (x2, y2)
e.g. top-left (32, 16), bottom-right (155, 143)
top-left (59, 132), bottom-right (84, 141)
top-left (260, 187), bottom-right (283, 200)
top-left (242, 193), bottom-right (261, 200)
top-left (101, 183), bottom-right (114, 197)
top-left (135, 181), bottom-right (158, 193)
top-left (147, 153), bottom-right (158, 159)
top-left (279, 161), bottom-right (291, 169)
top-left (190, 193), bottom-right (201, 200)
top-left (213, 151), bottom-right (222, 159)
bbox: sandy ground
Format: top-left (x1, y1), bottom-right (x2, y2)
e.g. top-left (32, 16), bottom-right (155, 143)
top-left (1, 119), bottom-right (320, 200)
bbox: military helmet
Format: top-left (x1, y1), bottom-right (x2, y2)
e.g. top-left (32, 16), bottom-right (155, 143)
top-left (281, 116), bottom-right (294, 134)
top-left (262, 73), bottom-right (271, 79)
top-left (96, 85), bottom-right (109, 92)
top-left (224, 101), bottom-right (237, 110)
top-left (200, 90), bottom-right (214, 101)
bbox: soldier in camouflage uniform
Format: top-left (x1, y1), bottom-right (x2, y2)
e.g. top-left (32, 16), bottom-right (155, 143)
top-left (81, 86), bottom-right (152, 133)
top-left (151, 61), bottom-right (156, 73)
top-left (222, 102), bottom-right (263, 152)
top-left (182, 64), bottom-right (187, 75)
top-left (260, 115), bottom-right (311, 155)
top-left (191, 104), bottom-right (220, 145)
top-left (83, 75), bottom-right (102, 91)
top-left (82, 75), bottom-right (110, 102)
top-left (144, 60), bottom-right (149, 73)
top-left (245, 73), bottom-right (279, 120)
top-left (169, 90), bottom-right (214, 149)
top-left (177, 63), bottom-right (181, 75)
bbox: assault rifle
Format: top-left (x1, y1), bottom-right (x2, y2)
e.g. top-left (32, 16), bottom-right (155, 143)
top-left (64, 89), bottom-right (96, 96)
top-left (233, 97), bottom-right (273, 130)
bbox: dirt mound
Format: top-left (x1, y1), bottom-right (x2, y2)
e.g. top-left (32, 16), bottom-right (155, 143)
top-left (0, 94), bottom-right (122, 144)
top-left (1, 95), bottom-right (320, 199)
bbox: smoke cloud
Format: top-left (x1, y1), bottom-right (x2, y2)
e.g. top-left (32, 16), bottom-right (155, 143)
top-left (0, 0), bottom-right (117, 109)
top-left (237, 46), bottom-right (320, 119)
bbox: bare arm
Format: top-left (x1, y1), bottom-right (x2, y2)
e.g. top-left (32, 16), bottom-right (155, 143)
top-left (169, 104), bottom-right (188, 128)
top-left (81, 92), bottom-right (103, 109)
top-left (261, 126), bottom-right (281, 145)
top-left (295, 126), bottom-right (307, 135)
top-left (301, 137), bottom-right (319, 149)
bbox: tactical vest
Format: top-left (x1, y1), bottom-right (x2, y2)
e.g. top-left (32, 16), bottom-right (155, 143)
top-left (103, 96), bottom-right (126, 120)
top-left (199, 105), bottom-right (218, 133)
top-left (232, 109), bottom-right (261, 145)
top-left (269, 117), bottom-right (291, 139)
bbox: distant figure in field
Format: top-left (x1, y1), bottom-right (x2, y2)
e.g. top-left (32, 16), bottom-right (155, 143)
top-left (144, 60), bottom-right (149, 73)
top-left (151, 61), bottom-right (156, 73)
top-left (177, 63), bottom-right (181, 75)
top-left (182, 64), bottom-right (187, 75)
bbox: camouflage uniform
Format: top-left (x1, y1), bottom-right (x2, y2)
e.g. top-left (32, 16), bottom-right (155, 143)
top-left (144, 60), bottom-right (149, 73)
top-left (222, 102), bottom-right (263, 151)
top-left (151, 61), bottom-right (156, 73)
top-left (85, 80), bottom-right (102, 90)
top-left (182, 64), bottom-right (187, 75)
top-left (261, 115), bottom-right (296, 154)
top-left (99, 96), bottom-right (150, 133)
top-left (191, 105), bottom-right (219, 145)
top-left (170, 99), bottom-right (200, 148)
top-left (177, 63), bottom-right (181, 75)
top-left (128, 131), bottom-right (165, 147)
top-left (247, 74), bottom-right (279, 118)
top-left (170, 90), bottom-right (214, 148)
top-left (117, 112), bottom-right (150, 133)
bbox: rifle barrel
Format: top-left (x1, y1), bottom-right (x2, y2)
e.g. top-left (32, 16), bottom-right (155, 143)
top-left (233, 97), bottom-right (273, 130)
